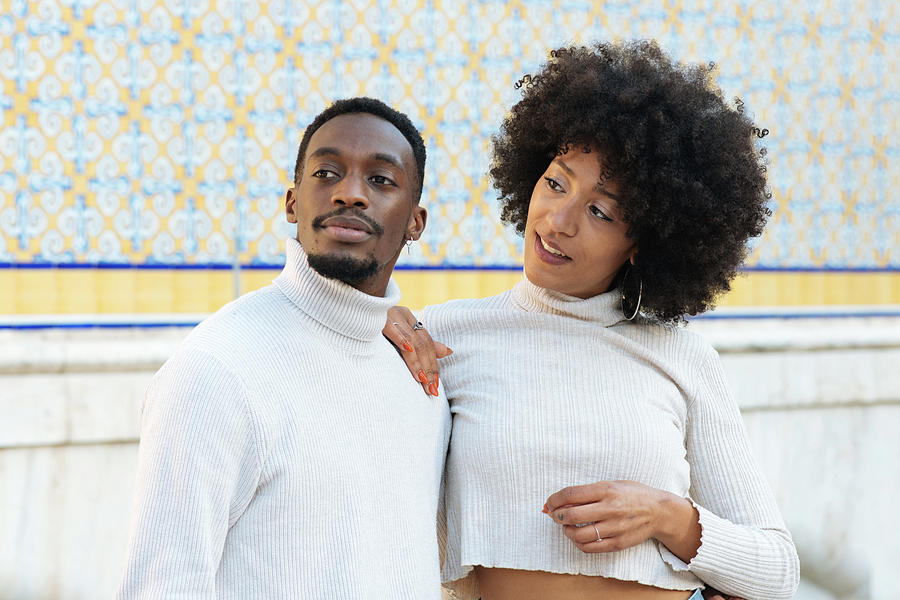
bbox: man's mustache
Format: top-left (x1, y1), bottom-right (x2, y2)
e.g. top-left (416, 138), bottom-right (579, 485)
top-left (311, 208), bottom-right (384, 236)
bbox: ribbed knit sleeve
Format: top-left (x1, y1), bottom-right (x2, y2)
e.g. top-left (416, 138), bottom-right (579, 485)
top-left (658, 343), bottom-right (800, 599)
top-left (117, 347), bottom-right (262, 599)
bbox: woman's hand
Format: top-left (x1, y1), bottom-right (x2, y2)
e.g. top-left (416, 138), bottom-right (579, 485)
top-left (383, 306), bottom-right (452, 397)
top-left (544, 480), bottom-right (701, 563)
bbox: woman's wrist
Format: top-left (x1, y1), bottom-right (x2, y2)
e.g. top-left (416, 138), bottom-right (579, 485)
top-left (653, 491), bottom-right (702, 563)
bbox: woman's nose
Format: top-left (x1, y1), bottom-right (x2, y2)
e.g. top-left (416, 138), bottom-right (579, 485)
top-left (545, 198), bottom-right (578, 236)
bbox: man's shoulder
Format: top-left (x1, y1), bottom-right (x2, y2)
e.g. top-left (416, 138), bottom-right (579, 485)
top-left (162, 284), bottom-right (297, 378)
top-left (185, 284), bottom-right (289, 346)
top-left (146, 288), bottom-right (288, 417)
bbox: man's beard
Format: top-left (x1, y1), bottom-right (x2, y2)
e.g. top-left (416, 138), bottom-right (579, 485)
top-left (306, 252), bottom-right (379, 286)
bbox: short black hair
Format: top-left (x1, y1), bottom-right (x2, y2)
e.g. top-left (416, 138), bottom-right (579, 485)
top-left (293, 97), bottom-right (426, 201)
top-left (492, 40), bottom-right (771, 322)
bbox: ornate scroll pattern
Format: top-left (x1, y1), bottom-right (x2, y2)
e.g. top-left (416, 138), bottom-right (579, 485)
top-left (0, 1), bottom-right (896, 268)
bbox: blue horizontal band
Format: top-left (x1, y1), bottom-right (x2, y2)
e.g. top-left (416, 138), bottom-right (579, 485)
top-left (692, 310), bottom-right (900, 320)
top-left (1, 263), bottom-right (898, 273)
top-left (0, 321), bottom-right (201, 330)
top-left (4, 309), bottom-right (899, 330)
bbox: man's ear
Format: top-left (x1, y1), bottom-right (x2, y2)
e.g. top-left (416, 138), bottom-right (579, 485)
top-left (406, 205), bottom-right (427, 241)
top-left (285, 187), bottom-right (298, 223)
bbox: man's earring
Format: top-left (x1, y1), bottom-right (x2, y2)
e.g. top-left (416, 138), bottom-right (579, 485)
top-left (405, 239), bottom-right (413, 255)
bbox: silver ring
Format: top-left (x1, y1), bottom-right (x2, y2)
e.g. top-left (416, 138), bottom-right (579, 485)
top-left (592, 523), bottom-right (602, 543)
top-left (412, 321), bottom-right (425, 331)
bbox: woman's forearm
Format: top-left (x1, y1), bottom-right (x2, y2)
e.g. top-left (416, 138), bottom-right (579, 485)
top-left (653, 491), bottom-right (702, 564)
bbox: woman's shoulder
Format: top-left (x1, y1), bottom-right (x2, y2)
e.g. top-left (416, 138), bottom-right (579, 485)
top-left (620, 317), bottom-right (720, 363)
top-left (420, 290), bottom-right (516, 336)
top-left (423, 289), bottom-right (514, 318)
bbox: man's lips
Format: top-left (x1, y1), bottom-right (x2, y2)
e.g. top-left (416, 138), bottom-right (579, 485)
top-left (321, 216), bottom-right (374, 234)
top-left (534, 233), bottom-right (571, 265)
top-left (318, 216), bottom-right (376, 243)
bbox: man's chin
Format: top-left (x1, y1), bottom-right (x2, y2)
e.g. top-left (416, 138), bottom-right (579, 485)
top-left (306, 251), bottom-right (379, 286)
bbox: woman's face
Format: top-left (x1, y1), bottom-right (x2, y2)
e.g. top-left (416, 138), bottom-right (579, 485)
top-left (523, 149), bottom-right (637, 299)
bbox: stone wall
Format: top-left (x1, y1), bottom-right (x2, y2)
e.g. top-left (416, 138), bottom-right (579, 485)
top-left (2, 319), bottom-right (898, 599)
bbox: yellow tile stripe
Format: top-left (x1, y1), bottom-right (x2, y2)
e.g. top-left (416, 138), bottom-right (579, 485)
top-left (1, 269), bottom-right (233, 314)
top-left (1, 269), bottom-right (898, 315)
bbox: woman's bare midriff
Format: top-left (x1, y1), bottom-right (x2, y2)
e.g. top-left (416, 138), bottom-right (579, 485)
top-left (473, 566), bottom-right (694, 600)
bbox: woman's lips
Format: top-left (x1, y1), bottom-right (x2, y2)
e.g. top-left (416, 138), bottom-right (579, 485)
top-left (534, 234), bottom-right (571, 265)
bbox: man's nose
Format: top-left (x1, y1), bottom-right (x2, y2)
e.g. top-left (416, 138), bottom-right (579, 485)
top-left (331, 175), bottom-right (369, 208)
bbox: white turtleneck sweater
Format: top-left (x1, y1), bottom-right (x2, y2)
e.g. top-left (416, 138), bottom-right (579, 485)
top-left (423, 276), bottom-right (799, 600)
top-left (117, 238), bottom-right (451, 600)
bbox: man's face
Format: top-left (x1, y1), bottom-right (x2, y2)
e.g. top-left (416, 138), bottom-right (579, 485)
top-left (286, 112), bottom-right (426, 296)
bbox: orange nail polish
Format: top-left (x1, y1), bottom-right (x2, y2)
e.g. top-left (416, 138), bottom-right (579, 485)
top-left (541, 503), bottom-right (549, 514)
top-left (435, 374), bottom-right (439, 389)
top-left (403, 342), bottom-right (414, 352)
top-left (417, 370), bottom-right (428, 384)
top-left (429, 383), bottom-right (439, 396)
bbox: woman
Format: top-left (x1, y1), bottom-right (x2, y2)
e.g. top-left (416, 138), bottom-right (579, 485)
top-left (387, 41), bottom-right (798, 600)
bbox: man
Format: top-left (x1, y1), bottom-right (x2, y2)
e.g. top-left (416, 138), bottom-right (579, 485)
top-left (118, 97), bottom-right (451, 599)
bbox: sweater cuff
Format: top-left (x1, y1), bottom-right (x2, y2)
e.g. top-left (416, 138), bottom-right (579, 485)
top-left (658, 499), bottom-right (724, 573)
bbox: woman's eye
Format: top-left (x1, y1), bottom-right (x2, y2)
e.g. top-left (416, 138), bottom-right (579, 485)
top-left (544, 177), bottom-right (563, 191)
top-left (590, 205), bottom-right (613, 222)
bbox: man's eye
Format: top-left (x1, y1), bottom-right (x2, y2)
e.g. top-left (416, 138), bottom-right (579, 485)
top-left (371, 175), bottom-right (396, 186)
top-left (312, 169), bottom-right (337, 178)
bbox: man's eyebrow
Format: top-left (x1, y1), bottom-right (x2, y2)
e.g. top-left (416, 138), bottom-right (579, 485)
top-left (371, 152), bottom-right (404, 171)
top-left (307, 147), bottom-right (404, 171)
top-left (308, 147), bottom-right (341, 160)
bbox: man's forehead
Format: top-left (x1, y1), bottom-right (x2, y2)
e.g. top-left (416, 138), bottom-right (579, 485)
top-left (306, 113), bottom-right (413, 164)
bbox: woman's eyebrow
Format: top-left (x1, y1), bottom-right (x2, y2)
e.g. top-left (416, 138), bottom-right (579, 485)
top-left (594, 184), bottom-right (621, 201)
top-left (554, 158), bottom-right (574, 175)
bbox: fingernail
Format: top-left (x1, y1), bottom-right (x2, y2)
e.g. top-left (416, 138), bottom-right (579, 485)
top-left (435, 374), bottom-right (440, 389)
top-left (403, 342), bottom-right (414, 352)
top-left (429, 383), bottom-right (439, 396)
top-left (541, 503), bottom-right (549, 514)
top-left (417, 370), bottom-right (428, 384)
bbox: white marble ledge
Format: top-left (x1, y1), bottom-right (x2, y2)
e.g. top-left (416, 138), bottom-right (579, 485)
top-left (0, 325), bottom-right (193, 374)
top-left (1, 316), bottom-right (899, 374)
top-left (686, 316), bottom-right (900, 352)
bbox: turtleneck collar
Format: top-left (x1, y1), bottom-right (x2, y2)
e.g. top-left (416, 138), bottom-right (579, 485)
top-left (511, 272), bottom-right (626, 327)
top-left (274, 238), bottom-right (401, 344)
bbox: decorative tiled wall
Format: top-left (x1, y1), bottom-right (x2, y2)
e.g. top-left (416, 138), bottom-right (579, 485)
top-left (1, 1), bottom-right (897, 318)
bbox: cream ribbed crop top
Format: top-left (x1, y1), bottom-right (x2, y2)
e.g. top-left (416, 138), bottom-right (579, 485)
top-left (423, 275), bottom-right (798, 600)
